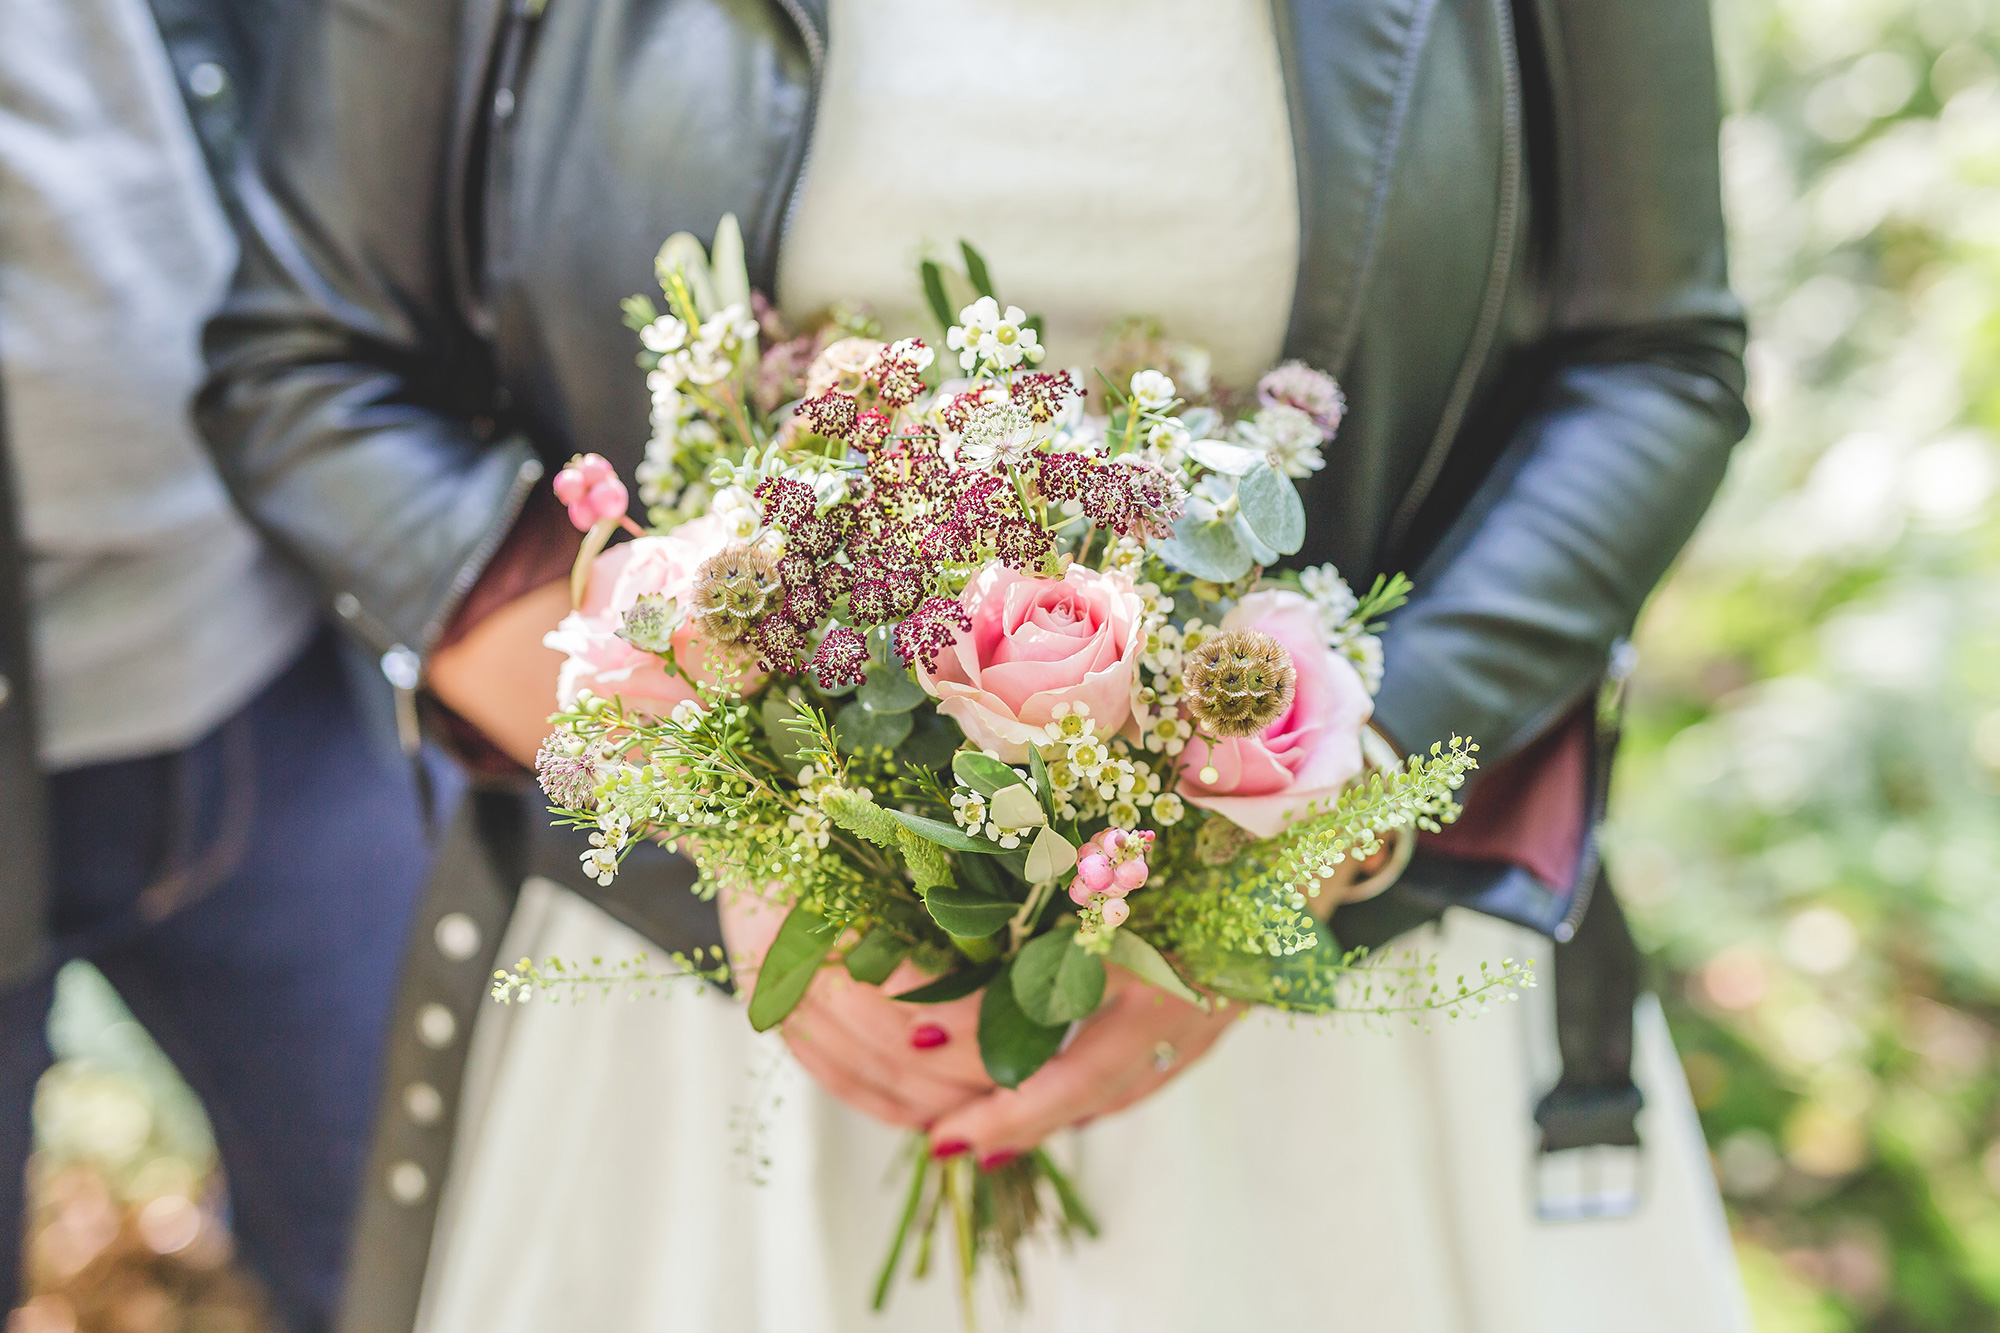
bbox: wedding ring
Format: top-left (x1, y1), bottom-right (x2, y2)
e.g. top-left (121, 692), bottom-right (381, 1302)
top-left (1152, 1040), bottom-right (1178, 1072)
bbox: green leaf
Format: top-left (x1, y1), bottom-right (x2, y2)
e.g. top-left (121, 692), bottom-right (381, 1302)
top-left (1011, 924), bottom-right (1107, 1026)
top-left (845, 925), bottom-right (912, 986)
top-left (1189, 438), bottom-right (1268, 476)
top-left (760, 697), bottom-right (811, 777)
top-left (709, 213), bottom-right (752, 314)
top-left (1023, 825), bottom-right (1077, 884)
top-left (896, 712), bottom-right (962, 770)
top-left (859, 665), bottom-right (928, 714)
top-left (978, 959), bottom-right (1068, 1088)
top-left (955, 851), bottom-right (1022, 902)
top-left (1235, 463), bottom-right (1306, 555)
top-left (921, 260), bottom-right (954, 331)
top-left (885, 807), bottom-right (996, 854)
top-left (1106, 931), bottom-right (1209, 1011)
top-left (892, 957), bottom-right (1001, 1004)
top-left (835, 700), bottom-right (913, 753)
top-left (1158, 512), bottom-right (1254, 583)
top-left (953, 751), bottom-right (1023, 797)
top-left (923, 883), bottom-right (1018, 938)
top-left (747, 907), bottom-right (839, 1031)
top-left (1026, 745), bottom-right (1057, 823)
top-left (959, 240), bottom-right (995, 299)
top-left (620, 293), bottom-right (660, 332)
top-left (988, 785), bottom-right (1046, 830)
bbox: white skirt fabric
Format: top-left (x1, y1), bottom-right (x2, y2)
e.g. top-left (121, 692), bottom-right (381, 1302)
top-left (414, 879), bottom-right (1750, 1333)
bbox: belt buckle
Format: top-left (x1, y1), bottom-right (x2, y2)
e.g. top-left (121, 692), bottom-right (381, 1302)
top-left (1533, 1143), bottom-right (1643, 1222)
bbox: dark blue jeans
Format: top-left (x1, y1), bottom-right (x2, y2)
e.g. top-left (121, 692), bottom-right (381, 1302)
top-left (0, 632), bottom-right (442, 1332)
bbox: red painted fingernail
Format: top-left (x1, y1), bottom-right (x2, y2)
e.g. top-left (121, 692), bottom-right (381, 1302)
top-left (931, 1139), bottom-right (970, 1160)
top-left (910, 1023), bottom-right (950, 1050)
top-left (978, 1150), bottom-right (1019, 1172)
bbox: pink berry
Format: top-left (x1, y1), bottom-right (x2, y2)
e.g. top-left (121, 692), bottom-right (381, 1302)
top-left (1101, 898), bottom-right (1130, 929)
top-left (1113, 859), bottom-right (1149, 892)
top-left (1068, 878), bottom-right (1095, 907)
top-left (1100, 829), bottom-right (1128, 857)
top-left (1076, 854), bottom-right (1113, 892)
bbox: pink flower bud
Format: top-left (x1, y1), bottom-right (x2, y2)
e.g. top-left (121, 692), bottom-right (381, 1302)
top-left (554, 454), bottom-right (629, 531)
top-left (1076, 854), bottom-right (1113, 893)
top-left (1113, 859), bottom-right (1149, 892)
top-left (1100, 898), bottom-right (1130, 929)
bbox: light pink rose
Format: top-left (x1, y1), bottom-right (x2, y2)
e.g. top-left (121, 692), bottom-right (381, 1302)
top-left (543, 515), bottom-right (759, 712)
top-left (917, 563), bottom-right (1145, 762)
top-left (1176, 589), bottom-right (1374, 838)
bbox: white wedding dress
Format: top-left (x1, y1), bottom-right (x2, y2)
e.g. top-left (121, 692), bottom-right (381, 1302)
top-left (413, 881), bottom-right (1749, 1333)
top-left (412, 3), bottom-right (1749, 1327)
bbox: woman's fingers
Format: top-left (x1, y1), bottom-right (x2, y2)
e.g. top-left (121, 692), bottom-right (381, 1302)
top-left (787, 991), bottom-right (988, 1124)
top-left (814, 960), bottom-right (992, 1090)
top-left (924, 970), bottom-right (1235, 1159)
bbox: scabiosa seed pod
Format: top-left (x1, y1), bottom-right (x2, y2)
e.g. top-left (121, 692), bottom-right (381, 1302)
top-left (535, 740), bottom-right (604, 810)
top-left (616, 592), bottom-right (677, 654)
top-left (810, 628), bottom-right (870, 690)
top-left (1035, 451), bottom-right (1100, 503)
top-left (1081, 457), bottom-right (1187, 542)
top-left (1181, 629), bottom-right (1298, 738)
top-left (755, 476), bottom-right (816, 529)
top-left (751, 614), bottom-right (809, 673)
top-left (995, 518), bottom-right (1055, 571)
top-left (800, 388), bottom-right (859, 440)
top-left (690, 545), bottom-right (783, 644)
top-left (893, 596), bottom-right (972, 673)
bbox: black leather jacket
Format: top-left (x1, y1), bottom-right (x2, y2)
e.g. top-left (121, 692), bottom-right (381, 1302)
top-left (0, 0), bottom-right (277, 985)
top-left (199, 0), bottom-right (1747, 923)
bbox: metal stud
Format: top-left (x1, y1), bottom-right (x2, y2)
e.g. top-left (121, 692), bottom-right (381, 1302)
top-left (387, 1161), bottom-right (428, 1205)
top-left (403, 1081), bottom-right (444, 1126)
top-left (434, 913), bottom-right (481, 962)
top-left (416, 1003), bottom-right (457, 1049)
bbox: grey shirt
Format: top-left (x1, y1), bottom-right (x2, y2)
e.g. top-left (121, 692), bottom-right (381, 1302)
top-left (0, 0), bottom-right (313, 769)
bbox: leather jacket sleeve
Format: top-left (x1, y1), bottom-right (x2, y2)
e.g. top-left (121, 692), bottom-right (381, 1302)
top-left (195, 0), bottom-right (534, 659)
top-left (1371, 0), bottom-right (1750, 762)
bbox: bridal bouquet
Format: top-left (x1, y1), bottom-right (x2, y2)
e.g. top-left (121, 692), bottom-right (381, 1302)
top-left (501, 220), bottom-right (1526, 1314)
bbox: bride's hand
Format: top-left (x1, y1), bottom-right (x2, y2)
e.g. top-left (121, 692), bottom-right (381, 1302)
top-left (921, 964), bottom-right (1237, 1166)
top-left (720, 889), bottom-right (995, 1128)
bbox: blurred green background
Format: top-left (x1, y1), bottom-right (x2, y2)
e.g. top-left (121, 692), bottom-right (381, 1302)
top-left (14, 1), bottom-right (2000, 1329)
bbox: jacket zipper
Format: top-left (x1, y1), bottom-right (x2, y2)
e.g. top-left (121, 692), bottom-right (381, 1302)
top-left (1383, 0), bottom-right (1525, 556)
top-left (770, 0), bottom-right (826, 297)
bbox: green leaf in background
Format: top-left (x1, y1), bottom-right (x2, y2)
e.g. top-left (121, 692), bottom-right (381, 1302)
top-left (921, 260), bottom-right (954, 331)
top-left (953, 751), bottom-right (1023, 796)
top-left (895, 711), bottom-right (961, 770)
top-left (959, 240), bottom-right (995, 299)
top-left (885, 807), bottom-right (995, 854)
top-left (835, 700), bottom-right (913, 753)
top-left (844, 925), bottom-right (912, 986)
top-left (858, 665), bottom-right (928, 714)
top-left (1011, 924), bottom-right (1107, 1027)
top-left (746, 907), bottom-right (839, 1032)
top-left (978, 959), bottom-right (1067, 1088)
top-left (892, 957), bottom-right (1001, 1005)
top-left (1105, 930), bottom-right (1208, 1011)
top-left (1235, 463), bottom-right (1306, 555)
top-left (923, 883), bottom-right (1017, 938)
top-left (1158, 510), bottom-right (1253, 583)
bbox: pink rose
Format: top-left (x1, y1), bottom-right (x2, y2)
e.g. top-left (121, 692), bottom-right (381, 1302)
top-left (1176, 589), bottom-right (1373, 838)
top-left (543, 515), bottom-right (760, 712)
top-left (916, 563), bottom-right (1145, 763)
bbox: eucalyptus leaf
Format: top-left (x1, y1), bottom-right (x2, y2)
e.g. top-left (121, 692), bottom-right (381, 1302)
top-left (1178, 406), bottom-right (1222, 440)
top-left (1011, 925), bottom-right (1107, 1027)
top-left (858, 665), bottom-right (928, 714)
top-left (1236, 463), bottom-right (1306, 555)
top-left (988, 785), bottom-right (1047, 830)
top-left (923, 883), bottom-right (1018, 938)
top-left (953, 751), bottom-right (1023, 797)
top-left (835, 700), bottom-right (913, 754)
top-left (1023, 826), bottom-right (1078, 884)
top-left (978, 960), bottom-right (1068, 1088)
top-left (1158, 512), bottom-right (1254, 583)
top-left (884, 807), bottom-right (995, 853)
top-left (844, 925), bottom-right (911, 986)
top-left (1106, 930), bottom-right (1210, 1011)
top-left (1188, 438), bottom-right (1268, 476)
top-left (895, 712), bottom-right (961, 770)
top-left (746, 907), bottom-right (838, 1032)
top-left (893, 957), bottom-right (1002, 1005)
